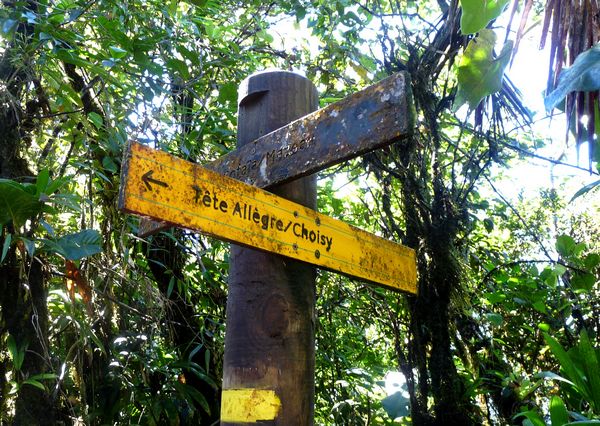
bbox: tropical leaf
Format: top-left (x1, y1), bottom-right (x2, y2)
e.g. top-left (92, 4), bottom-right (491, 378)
top-left (381, 390), bottom-right (410, 420)
top-left (1, 233), bottom-right (11, 264)
top-left (43, 229), bottom-right (102, 260)
top-left (454, 29), bottom-right (513, 111)
top-left (556, 235), bottom-right (577, 258)
top-left (459, 0), bottom-right (510, 35)
top-left (0, 179), bottom-right (44, 228)
top-left (6, 335), bottom-right (26, 371)
top-left (545, 45), bottom-right (600, 112)
top-left (570, 179), bottom-right (600, 202)
top-left (544, 333), bottom-right (588, 394)
top-left (541, 1), bottom-right (600, 168)
top-left (550, 395), bottom-right (569, 426)
top-left (577, 331), bottom-right (600, 411)
top-left (544, 331), bottom-right (600, 413)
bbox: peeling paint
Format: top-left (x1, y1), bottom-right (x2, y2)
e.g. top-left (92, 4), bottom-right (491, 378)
top-left (259, 156), bottom-right (268, 180)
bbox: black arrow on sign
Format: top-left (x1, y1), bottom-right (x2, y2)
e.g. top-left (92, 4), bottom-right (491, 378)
top-left (142, 170), bottom-right (168, 191)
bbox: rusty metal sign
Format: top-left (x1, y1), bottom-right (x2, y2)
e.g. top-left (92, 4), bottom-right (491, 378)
top-left (138, 72), bottom-right (413, 237)
top-left (120, 142), bottom-right (417, 294)
top-left (211, 71), bottom-right (413, 187)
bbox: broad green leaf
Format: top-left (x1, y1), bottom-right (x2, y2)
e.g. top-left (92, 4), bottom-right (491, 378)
top-left (570, 179), bottom-right (600, 202)
top-left (485, 292), bottom-right (506, 304)
top-left (571, 273), bottom-right (596, 292)
top-left (538, 323), bottom-right (551, 332)
top-left (553, 264), bottom-right (567, 276)
top-left (55, 49), bottom-right (92, 68)
top-left (544, 333), bottom-right (589, 399)
top-left (39, 219), bottom-right (55, 237)
top-left (108, 45), bottom-right (128, 59)
top-left (217, 82), bottom-right (237, 104)
top-left (0, 179), bottom-right (45, 228)
top-left (556, 235), bottom-right (577, 258)
top-left (486, 312), bottom-right (503, 326)
top-left (545, 45), bottom-right (600, 111)
top-left (22, 379), bottom-right (45, 391)
top-left (454, 29), bottom-right (513, 111)
top-left (7, 335), bottom-right (26, 371)
top-left (584, 253), bottom-right (600, 270)
top-left (96, 16), bottom-right (132, 49)
top-left (550, 395), bottom-right (569, 426)
top-left (19, 237), bottom-right (35, 257)
top-left (578, 331), bottom-right (600, 410)
top-left (483, 218), bottom-right (494, 232)
top-left (532, 301), bottom-right (547, 314)
top-left (43, 229), bottom-right (102, 260)
top-left (102, 156), bottom-right (117, 173)
top-left (166, 59), bottom-right (190, 80)
top-left (535, 371), bottom-right (575, 387)
top-left (1, 18), bottom-right (18, 35)
top-left (517, 409), bottom-right (546, 426)
top-left (36, 169), bottom-right (50, 194)
top-left (28, 373), bottom-right (57, 381)
top-left (1, 233), bottom-right (11, 264)
top-left (88, 112), bottom-right (104, 129)
top-left (459, 0), bottom-right (510, 35)
top-left (381, 391), bottom-right (410, 420)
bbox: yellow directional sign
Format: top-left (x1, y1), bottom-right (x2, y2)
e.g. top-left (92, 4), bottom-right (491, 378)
top-left (119, 142), bottom-right (417, 294)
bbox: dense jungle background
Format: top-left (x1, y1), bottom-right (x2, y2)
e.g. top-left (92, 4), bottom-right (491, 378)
top-left (1, 0), bottom-right (599, 424)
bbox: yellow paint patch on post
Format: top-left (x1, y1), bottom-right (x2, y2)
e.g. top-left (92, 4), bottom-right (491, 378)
top-left (221, 388), bottom-right (281, 423)
top-left (118, 142), bottom-right (417, 293)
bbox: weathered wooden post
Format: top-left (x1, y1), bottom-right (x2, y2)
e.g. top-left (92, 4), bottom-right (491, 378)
top-left (119, 70), bottom-right (417, 423)
top-left (220, 71), bottom-right (319, 425)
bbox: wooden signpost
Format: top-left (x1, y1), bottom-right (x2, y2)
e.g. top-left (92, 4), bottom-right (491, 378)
top-left (119, 141), bottom-right (417, 292)
top-left (119, 70), bottom-right (416, 425)
top-left (138, 72), bottom-right (413, 237)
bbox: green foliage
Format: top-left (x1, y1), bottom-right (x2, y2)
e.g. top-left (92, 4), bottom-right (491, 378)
top-left (571, 179), bottom-right (600, 202)
top-left (454, 29), bottom-right (513, 110)
top-left (545, 45), bottom-right (600, 112)
top-left (0, 172), bottom-right (68, 230)
top-left (381, 388), bottom-right (410, 420)
top-left (459, 0), bottom-right (510, 34)
top-left (1, 233), bottom-right (11, 263)
top-left (6, 334), bottom-right (26, 371)
top-left (543, 331), bottom-right (600, 415)
top-left (549, 395), bottom-right (570, 426)
top-left (0, 179), bottom-right (45, 229)
top-left (42, 229), bottom-right (103, 260)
